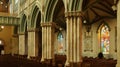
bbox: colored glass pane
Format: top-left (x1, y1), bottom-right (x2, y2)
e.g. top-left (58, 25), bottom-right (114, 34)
top-left (101, 25), bottom-right (110, 54)
top-left (57, 32), bottom-right (64, 54)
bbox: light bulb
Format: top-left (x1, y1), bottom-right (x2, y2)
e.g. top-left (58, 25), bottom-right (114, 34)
top-left (1, 26), bottom-right (4, 29)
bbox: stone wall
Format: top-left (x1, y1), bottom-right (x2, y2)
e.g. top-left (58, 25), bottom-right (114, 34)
top-left (82, 18), bottom-right (117, 59)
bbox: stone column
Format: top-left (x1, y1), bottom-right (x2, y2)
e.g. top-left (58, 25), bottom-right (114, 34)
top-left (116, 1), bottom-right (120, 67)
top-left (41, 26), bottom-right (46, 62)
top-left (27, 28), bottom-right (39, 57)
top-left (41, 22), bottom-right (55, 64)
top-left (19, 33), bottom-right (26, 55)
top-left (12, 34), bottom-right (19, 55)
top-left (65, 12), bottom-right (83, 67)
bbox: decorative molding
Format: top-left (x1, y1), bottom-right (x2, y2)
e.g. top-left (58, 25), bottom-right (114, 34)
top-left (84, 50), bottom-right (93, 52)
top-left (18, 32), bottom-right (25, 35)
top-left (41, 22), bottom-right (56, 27)
top-left (65, 11), bottom-right (83, 17)
top-left (0, 16), bottom-right (20, 25)
top-left (27, 28), bottom-right (40, 32)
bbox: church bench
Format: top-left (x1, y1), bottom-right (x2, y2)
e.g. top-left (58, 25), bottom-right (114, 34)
top-left (82, 57), bottom-right (117, 67)
top-left (0, 55), bottom-right (50, 67)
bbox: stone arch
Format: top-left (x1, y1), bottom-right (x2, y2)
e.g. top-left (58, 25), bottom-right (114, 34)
top-left (20, 14), bottom-right (27, 32)
top-left (67, 0), bottom-right (83, 11)
top-left (29, 4), bottom-right (41, 28)
top-left (44, 0), bottom-right (84, 22)
top-left (19, 13), bottom-right (28, 55)
top-left (44, 0), bottom-right (65, 22)
top-left (97, 21), bottom-right (111, 33)
top-left (28, 3), bottom-right (42, 57)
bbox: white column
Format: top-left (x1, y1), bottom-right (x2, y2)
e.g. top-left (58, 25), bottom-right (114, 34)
top-left (65, 12), bottom-right (83, 67)
top-left (47, 22), bottom-right (55, 60)
top-left (65, 16), bottom-right (70, 66)
top-left (70, 16), bottom-right (73, 62)
top-left (77, 16), bottom-right (80, 62)
top-left (41, 23), bottom-right (55, 62)
top-left (41, 27), bottom-right (45, 61)
top-left (116, 1), bottom-right (120, 67)
top-left (44, 27), bottom-right (47, 59)
top-left (28, 29), bottom-right (38, 57)
top-left (46, 27), bottom-right (49, 59)
top-left (49, 26), bottom-right (52, 59)
top-left (19, 34), bottom-right (25, 55)
top-left (73, 15), bottom-right (77, 62)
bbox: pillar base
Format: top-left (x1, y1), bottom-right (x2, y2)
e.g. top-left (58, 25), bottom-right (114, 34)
top-left (65, 61), bottom-right (70, 67)
top-left (44, 59), bottom-right (54, 66)
top-left (45, 59), bottom-right (52, 64)
top-left (70, 62), bottom-right (81, 67)
top-left (41, 57), bottom-right (44, 62)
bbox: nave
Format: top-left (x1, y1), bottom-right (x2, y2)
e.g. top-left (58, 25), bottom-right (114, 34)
top-left (0, 0), bottom-right (120, 67)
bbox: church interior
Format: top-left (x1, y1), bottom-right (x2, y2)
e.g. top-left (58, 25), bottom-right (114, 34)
top-left (0, 0), bottom-right (120, 67)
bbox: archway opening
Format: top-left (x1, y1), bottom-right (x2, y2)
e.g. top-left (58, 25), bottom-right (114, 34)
top-left (52, 0), bottom-right (66, 65)
top-left (21, 14), bottom-right (28, 55)
top-left (36, 11), bottom-right (42, 57)
top-left (25, 23), bottom-right (28, 55)
top-left (30, 5), bottom-right (42, 57)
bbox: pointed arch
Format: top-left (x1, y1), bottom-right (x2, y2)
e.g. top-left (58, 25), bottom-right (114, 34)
top-left (29, 3), bottom-right (41, 28)
top-left (20, 14), bottom-right (27, 32)
top-left (97, 21), bottom-right (111, 33)
top-left (30, 6), bottom-right (39, 28)
top-left (97, 21), bottom-right (110, 54)
top-left (44, 0), bottom-right (58, 22)
top-left (67, 0), bottom-right (83, 11)
top-left (29, 3), bottom-right (42, 56)
top-left (44, 0), bottom-right (65, 22)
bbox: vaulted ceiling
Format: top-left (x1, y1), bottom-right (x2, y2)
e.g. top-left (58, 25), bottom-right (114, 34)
top-left (52, 0), bottom-right (118, 30)
top-left (82, 0), bottom-right (117, 25)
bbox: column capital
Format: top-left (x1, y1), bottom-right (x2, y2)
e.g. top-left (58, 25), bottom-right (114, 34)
top-left (41, 22), bottom-right (56, 27)
top-left (18, 32), bottom-right (25, 35)
top-left (65, 11), bottom-right (83, 17)
top-left (27, 28), bottom-right (41, 32)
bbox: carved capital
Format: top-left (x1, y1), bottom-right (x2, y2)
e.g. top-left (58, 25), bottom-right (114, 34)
top-left (18, 32), bottom-right (25, 35)
top-left (27, 28), bottom-right (41, 32)
top-left (41, 22), bottom-right (56, 27)
top-left (65, 11), bottom-right (83, 18)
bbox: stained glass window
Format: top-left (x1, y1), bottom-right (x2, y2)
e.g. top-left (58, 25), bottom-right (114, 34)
top-left (57, 32), bottom-right (64, 54)
top-left (100, 25), bottom-right (110, 54)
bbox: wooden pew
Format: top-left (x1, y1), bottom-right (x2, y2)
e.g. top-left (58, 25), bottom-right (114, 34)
top-left (82, 57), bottom-right (117, 67)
